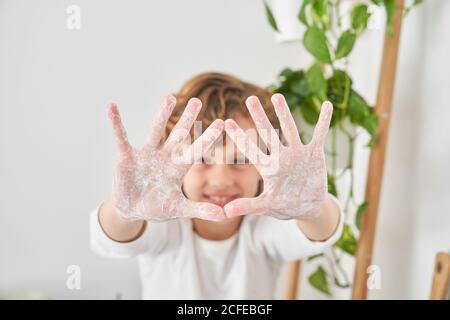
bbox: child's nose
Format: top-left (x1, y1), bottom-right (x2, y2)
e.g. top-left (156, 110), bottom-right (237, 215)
top-left (207, 165), bottom-right (235, 188)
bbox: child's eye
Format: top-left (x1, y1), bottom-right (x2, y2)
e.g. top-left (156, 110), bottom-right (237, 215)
top-left (232, 158), bottom-right (249, 165)
top-left (201, 157), bottom-right (210, 166)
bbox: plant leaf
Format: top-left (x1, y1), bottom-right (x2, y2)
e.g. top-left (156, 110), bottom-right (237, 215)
top-left (298, 0), bottom-right (311, 26)
top-left (355, 201), bottom-right (369, 230)
top-left (283, 91), bottom-right (301, 111)
top-left (300, 97), bottom-right (320, 125)
top-left (291, 76), bottom-right (310, 97)
top-left (348, 89), bottom-right (370, 125)
top-left (264, 1), bottom-right (279, 32)
top-left (303, 26), bottom-right (332, 64)
top-left (280, 68), bottom-right (294, 81)
top-left (327, 70), bottom-right (352, 110)
top-left (362, 111), bottom-right (379, 147)
top-left (336, 224), bottom-right (357, 256)
top-left (327, 175), bottom-right (338, 197)
top-left (351, 4), bottom-right (370, 33)
top-left (312, 0), bottom-right (330, 29)
top-left (305, 63), bottom-right (327, 100)
top-left (335, 30), bottom-right (356, 59)
top-left (383, 0), bottom-right (396, 36)
top-left (308, 265), bottom-right (331, 295)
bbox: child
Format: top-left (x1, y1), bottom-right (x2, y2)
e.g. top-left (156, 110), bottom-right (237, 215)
top-left (90, 72), bottom-right (343, 299)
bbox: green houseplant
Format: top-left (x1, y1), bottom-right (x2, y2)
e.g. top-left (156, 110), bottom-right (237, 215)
top-left (264, 0), bottom-right (422, 296)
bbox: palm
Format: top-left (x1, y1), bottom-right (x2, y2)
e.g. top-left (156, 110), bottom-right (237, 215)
top-left (258, 143), bottom-right (327, 219)
top-left (108, 96), bottom-right (226, 222)
top-left (224, 94), bottom-right (332, 219)
top-left (113, 148), bottom-right (179, 220)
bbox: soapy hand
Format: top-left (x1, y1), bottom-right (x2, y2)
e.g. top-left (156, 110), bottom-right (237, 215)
top-left (224, 93), bottom-right (333, 220)
top-left (108, 96), bottom-right (226, 222)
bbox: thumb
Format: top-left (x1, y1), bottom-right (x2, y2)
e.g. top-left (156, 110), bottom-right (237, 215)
top-left (224, 197), bottom-right (268, 218)
top-left (185, 200), bottom-right (227, 222)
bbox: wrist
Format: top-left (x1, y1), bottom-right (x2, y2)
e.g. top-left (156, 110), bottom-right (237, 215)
top-left (295, 194), bottom-right (340, 241)
top-left (294, 199), bottom-right (326, 221)
top-left (99, 196), bottom-right (147, 242)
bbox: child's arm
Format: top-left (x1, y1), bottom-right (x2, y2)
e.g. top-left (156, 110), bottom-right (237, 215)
top-left (245, 196), bottom-right (343, 263)
top-left (295, 194), bottom-right (341, 241)
top-left (98, 194), bottom-right (147, 242)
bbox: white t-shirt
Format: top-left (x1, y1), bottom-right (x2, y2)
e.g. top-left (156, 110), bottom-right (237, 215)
top-left (90, 195), bottom-right (344, 299)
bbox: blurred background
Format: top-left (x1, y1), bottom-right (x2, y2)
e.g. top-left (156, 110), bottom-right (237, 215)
top-left (0, 0), bottom-right (449, 299)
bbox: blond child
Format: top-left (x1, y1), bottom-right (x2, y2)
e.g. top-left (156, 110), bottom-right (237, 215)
top-left (90, 72), bottom-right (343, 299)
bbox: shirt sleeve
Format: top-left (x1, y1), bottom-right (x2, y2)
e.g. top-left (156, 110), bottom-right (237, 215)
top-left (89, 204), bottom-right (182, 259)
top-left (248, 194), bottom-right (345, 263)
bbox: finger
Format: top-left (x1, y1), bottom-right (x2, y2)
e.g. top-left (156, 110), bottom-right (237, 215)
top-left (245, 96), bottom-right (280, 153)
top-left (164, 97), bottom-right (202, 150)
top-left (224, 119), bottom-right (268, 167)
top-left (271, 93), bottom-right (302, 148)
top-left (185, 200), bottom-right (227, 221)
top-left (310, 101), bottom-right (333, 146)
top-left (224, 197), bottom-right (268, 218)
top-left (107, 103), bottom-right (132, 155)
top-left (145, 95), bottom-right (177, 148)
top-left (189, 119), bottom-right (224, 163)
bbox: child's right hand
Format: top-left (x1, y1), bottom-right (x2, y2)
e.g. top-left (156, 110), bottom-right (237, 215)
top-left (107, 96), bottom-right (226, 222)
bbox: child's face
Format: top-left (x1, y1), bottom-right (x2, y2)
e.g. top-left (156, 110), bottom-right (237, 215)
top-left (183, 114), bottom-right (262, 215)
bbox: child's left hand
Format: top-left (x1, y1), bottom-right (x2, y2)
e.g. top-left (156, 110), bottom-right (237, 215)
top-left (224, 94), bottom-right (333, 220)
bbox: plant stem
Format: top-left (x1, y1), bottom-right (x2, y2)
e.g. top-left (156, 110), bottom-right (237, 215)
top-left (331, 247), bottom-right (351, 287)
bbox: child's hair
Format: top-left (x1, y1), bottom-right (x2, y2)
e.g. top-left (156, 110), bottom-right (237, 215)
top-left (164, 72), bottom-right (281, 141)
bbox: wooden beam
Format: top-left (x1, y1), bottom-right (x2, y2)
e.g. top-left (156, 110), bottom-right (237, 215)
top-left (352, 0), bottom-right (405, 300)
top-left (285, 261), bottom-right (302, 299)
top-left (430, 252), bottom-right (450, 300)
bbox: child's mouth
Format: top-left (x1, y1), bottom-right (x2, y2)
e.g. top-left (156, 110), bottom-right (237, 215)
top-left (202, 194), bottom-right (239, 207)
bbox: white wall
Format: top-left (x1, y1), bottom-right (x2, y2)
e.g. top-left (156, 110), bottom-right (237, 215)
top-left (407, 0), bottom-right (450, 299)
top-left (360, 0), bottom-right (450, 299)
top-left (0, 0), bottom-right (448, 299)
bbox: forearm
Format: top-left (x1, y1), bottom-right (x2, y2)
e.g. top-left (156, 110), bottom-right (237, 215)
top-left (295, 194), bottom-right (340, 242)
top-left (98, 195), bottom-right (147, 243)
